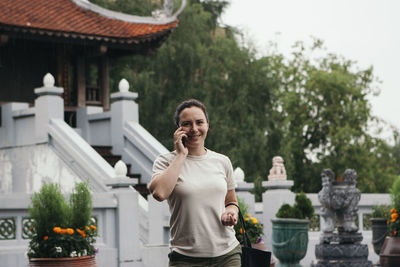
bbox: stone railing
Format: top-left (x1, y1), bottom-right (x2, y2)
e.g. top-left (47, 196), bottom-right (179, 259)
top-left (76, 79), bottom-right (169, 184)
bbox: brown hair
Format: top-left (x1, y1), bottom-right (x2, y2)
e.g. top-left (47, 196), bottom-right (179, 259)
top-left (174, 99), bottom-right (209, 127)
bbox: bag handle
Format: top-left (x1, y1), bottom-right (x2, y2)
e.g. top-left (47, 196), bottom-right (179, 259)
top-left (225, 203), bottom-right (252, 248)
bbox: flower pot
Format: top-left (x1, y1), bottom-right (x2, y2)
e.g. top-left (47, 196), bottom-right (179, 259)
top-left (28, 255), bottom-right (98, 267)
top-left (271, 218), bottom-right (309, 267)
top-left (370, 217), bottom-right (388, 255)
top-left (380, 237), bottom-right (400, 267)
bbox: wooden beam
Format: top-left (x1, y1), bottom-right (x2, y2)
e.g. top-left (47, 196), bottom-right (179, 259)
top-left (76, 56), bottom-right (86, 107)
top-left (0, 34), bottom-right (8, 46)
top-left (100, 54), bottom-right (110, 111)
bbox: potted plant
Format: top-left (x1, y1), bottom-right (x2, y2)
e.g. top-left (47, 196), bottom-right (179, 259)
top-left (380, 176), bottom-right (400, 267)
top-left (27, 182), bottom-right (98, 267)
top-left (370, 204), bottom-right (389, 257)
top-left (271, 192), bottom-right (314, 267)
top-left (234, 198), bottom-right (265, 244)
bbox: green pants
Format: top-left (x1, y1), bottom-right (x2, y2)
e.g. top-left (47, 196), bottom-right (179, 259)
top-left (168, 244), bottom-right (242, 267)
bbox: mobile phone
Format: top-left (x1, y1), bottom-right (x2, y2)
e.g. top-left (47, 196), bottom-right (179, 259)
top-left (182, 136), bottom-right (186, 147)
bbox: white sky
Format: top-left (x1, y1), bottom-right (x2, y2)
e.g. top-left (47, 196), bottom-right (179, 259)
top-left (222, 0), bottom-right (400, 140)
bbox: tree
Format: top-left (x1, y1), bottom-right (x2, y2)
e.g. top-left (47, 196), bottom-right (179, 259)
top-left (269, 40), bottom-right (398, 192)
top-left (105, 0), bottom-right (279, 184)
top-left (95, 0), bottom-right (398, 193)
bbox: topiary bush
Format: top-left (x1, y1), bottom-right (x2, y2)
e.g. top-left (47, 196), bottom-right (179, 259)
top-left (276, 192), bottom-right (314, 220)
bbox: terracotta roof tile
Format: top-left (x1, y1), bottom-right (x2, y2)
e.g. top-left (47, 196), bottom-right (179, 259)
top-left (0, 0), bottom-right (178, 42)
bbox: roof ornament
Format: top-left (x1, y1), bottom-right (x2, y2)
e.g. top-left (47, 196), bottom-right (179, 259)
top-left (152, 0), bottom-right (174, 19)
top-left (72, 0), bottom-right (186, 25)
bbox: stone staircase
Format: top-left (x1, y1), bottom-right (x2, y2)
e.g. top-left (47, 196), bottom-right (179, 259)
top-left (92, 146), bottom-right (150, 198)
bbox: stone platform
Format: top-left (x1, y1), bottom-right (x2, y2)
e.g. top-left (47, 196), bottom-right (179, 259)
top-left (312, 243), bottom-right (372, 267)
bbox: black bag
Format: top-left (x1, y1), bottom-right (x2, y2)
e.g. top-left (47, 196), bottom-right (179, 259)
top-left (238, 209), bottom-right (271, 267)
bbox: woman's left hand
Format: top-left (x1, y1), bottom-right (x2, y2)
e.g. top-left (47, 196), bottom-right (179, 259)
top-left (221, 210), bottom-right (238, 226)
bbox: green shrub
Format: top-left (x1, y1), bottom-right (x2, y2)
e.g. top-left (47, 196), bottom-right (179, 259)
top-left (390, 176), bottom-right (400, 210)
top-left (28, 182), bottom-right (97, 258)
top-left (276, 192), bottom-right (314, 220)
top-left (371, 205), bottom-right (390, 218)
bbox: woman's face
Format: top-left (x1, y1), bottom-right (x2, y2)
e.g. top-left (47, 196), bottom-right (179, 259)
top-left (178, 106), bottom-right (209, 149)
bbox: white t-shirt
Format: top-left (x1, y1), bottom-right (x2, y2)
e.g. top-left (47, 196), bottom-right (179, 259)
top-left (152, 149), bottom-right (239, 257)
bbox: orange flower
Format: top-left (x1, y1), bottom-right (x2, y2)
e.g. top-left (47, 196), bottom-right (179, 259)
top-left (391, 213), bottom-right (399, 222)
top-left (76, 228), bottom-right (87, 237)
top-left (90, 225), bottom-right (97, 231)
top-left (43, 236), bottom-right (48, 240)
top-left (53, 227), bottom-right (62, 234)
top-left (66, 228), bottom-right (74, 235)
top-left (391, 208), bottom-right (396, 214)
top-left (85, 226), bottom-right (90, 231)
top-left (239, 228), bottom-right (243, 234)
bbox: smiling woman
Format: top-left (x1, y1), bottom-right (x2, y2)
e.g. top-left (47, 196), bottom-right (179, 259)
top-left (148, 99), bottom-right (242, 267)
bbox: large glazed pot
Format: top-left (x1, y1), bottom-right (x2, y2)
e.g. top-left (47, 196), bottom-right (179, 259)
top-left (271, 218), bottom-right (309, 267)
top-left (370, 218), bottom-right (388, 255)
top-left (29, 255), bottom-right (98, 267)
top-left (380, 237), bottom-right (400, 267)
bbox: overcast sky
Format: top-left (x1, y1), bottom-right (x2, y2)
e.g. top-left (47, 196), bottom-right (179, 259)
top-left (221, 0), bottom-right (400, 140)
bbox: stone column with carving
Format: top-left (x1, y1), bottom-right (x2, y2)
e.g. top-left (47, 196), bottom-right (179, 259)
top-left (34, 73), bottom-right (64, 143)
top-left (262, 156), bottom-right (295, 251)
top-left (110, 79), bottom-right (139, 156)
top-left (106, 160), bottom-right (142, 267)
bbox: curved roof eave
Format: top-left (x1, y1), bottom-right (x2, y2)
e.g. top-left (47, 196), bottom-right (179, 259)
top-left (72, 0), bottom-right (187, 25)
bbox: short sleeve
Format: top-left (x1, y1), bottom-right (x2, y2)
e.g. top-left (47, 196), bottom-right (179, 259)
top-left (224, 156), bottom-right (236, 190)
top-left (152, 154), bottom-right (171, 179)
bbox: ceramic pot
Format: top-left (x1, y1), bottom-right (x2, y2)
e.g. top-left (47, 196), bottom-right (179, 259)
top-left (271, 218), bottom-right (309, 267)
top-left (29, 255), bottom-right (98, 267)
top-left (370, 218), bottom-right (388, 255)
top-left (380, 237), bottom-right (400, 267)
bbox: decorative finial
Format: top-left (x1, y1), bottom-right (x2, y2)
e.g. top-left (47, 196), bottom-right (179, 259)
top-left (114, 160), bottom-right (128, 177)
top-left (119, 79), bottom-right (129, 92)
top-left (233, 167), bottom-right (245, 183)
top-left (43, 73), bottom-right (55, 87)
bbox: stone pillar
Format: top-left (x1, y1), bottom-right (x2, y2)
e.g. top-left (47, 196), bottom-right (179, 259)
top-left (148, 196), bottom-right (169, 244)
top-left (106, 160), bottom-right (142, 267)
top-left (262, 156), bottom-right (295, 251)
top-left (0, 102), bottom-right (29, 147)
top-left (34, 73), bottom-right (64, 143)
top-left (76, 106), bottom-right (104, 143)
top-left (234, 167), bottom-right (255, 216)
top-left (110, 79), bottom-right (138, 155)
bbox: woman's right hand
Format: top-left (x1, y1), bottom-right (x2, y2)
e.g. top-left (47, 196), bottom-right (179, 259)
top-left (174, 127), bottom-right (188, 156)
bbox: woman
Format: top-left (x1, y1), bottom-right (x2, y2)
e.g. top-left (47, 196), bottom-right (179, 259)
top-left (149, 99), bottom-right (241, 267)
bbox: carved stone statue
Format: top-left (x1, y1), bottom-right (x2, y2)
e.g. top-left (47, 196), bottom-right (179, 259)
top-left (312, 169), bottom-right (371, 267)
top-left (318, 169), bottom-right (335, 233)
top-left (318, 169), bottom-right (360, 235)
top-left (268, 156), bottom-right (287, 181)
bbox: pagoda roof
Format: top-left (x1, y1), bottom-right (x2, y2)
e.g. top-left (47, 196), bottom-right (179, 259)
top-left (0, 0), bottom-right (182, 48)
